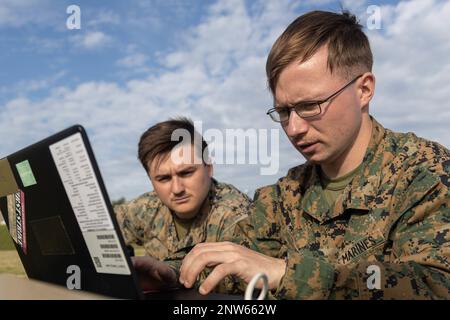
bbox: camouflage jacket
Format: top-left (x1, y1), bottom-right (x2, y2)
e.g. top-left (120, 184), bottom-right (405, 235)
top-left (114, 178), bottom-right (251, 292)
top-left (249, 117), bottom-right (449, 299)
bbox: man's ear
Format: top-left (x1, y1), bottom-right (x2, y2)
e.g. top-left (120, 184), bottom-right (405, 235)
top-left (359, 72), bottom-right (375, 109)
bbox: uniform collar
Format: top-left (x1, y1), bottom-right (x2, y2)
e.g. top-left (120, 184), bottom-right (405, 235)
top-left (300, 116), bottom-right (387, 223)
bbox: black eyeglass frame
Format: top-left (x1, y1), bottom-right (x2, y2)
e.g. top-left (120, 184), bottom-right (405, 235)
top-left (266, 74), bottom-right (363, 122)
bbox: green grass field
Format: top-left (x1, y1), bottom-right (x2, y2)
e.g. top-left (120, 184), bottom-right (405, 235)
top-left (0, 225), bottom-right (26, 275)
top-left (0, 225), bottom-right (16, 251)
top-left (0, 250), bottom-right (26, 276)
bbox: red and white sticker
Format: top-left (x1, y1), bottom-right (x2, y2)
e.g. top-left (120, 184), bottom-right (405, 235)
top-left (7, 190), bottom-right (27, 254)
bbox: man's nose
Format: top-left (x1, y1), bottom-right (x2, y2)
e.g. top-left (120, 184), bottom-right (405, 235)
top-left (284, 110), bottom-right (309, 138)
top-left (171, 177), bottom-right (185, 195)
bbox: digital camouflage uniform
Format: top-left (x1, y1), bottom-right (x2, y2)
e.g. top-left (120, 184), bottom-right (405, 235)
top-left (114, 178), bottom-right (251, 293)
top-left (246, 117), bottom-right (449, 299)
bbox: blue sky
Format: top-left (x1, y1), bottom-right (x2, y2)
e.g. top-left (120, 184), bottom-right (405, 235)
top-left (0, 0), bottom-right (449, 201)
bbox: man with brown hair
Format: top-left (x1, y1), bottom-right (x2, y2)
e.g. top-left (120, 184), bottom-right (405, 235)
top-left (178, 11), bottom-right (450, 299)
top-left (114, 117), bottom-right (251, 292)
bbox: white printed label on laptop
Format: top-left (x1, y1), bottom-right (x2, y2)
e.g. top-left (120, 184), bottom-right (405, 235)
top-left (83, 230), bottom-right (130, 275)
top-left (49, 133), bottom-right (130, 275)
top-left (49, 133), bottom-right (113, 232)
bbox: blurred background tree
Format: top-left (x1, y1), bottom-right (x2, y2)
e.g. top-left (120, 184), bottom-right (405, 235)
top-left (111, 197), bottom-right (126, 206)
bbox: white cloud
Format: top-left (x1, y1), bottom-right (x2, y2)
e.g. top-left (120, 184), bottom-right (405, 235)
top-left (71, 31), bottom-right (112, 50)
top-left (115, 45), bottom-right (151, 77)
top-left (117, 52), bottom-right (149, 68)
top-left (87, 10), bottom-right (121, 27)
top-left (0, 71), bottom-right (67, 97)
top-left (0, 0), bottom-right (449, 201)
top-left (0, 0), bottom-right (56, 28)
top-left (26, 36), bottom-right (63, 53)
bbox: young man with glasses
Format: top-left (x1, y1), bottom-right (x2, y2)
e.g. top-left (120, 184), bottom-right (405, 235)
top-left (177, 11), bottom-right (450, 299)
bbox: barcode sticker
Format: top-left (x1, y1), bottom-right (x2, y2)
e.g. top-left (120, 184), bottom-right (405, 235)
top-left (100, 244), bottom-right (118, 249)
top-left (82, 230), bottom-right (130, 275)
top-left (102, 253), bottom-right (121, 258)
top-left (97, 234), bottom-right (115, 240)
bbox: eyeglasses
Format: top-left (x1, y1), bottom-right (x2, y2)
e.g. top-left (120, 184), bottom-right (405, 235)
top-left (266, 74), bottom-right (363, 123)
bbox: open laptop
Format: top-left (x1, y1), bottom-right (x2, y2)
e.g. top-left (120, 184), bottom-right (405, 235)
top-left (0, 125), bottom-right (240, 300)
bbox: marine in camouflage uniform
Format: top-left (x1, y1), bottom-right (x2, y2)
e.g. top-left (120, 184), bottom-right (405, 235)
top-left (115, 178), bottom-right (251, 292)
top-left (245, 117), bottom-right (449, 299)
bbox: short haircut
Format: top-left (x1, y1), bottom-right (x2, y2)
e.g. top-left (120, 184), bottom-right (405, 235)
top-left (266, 10), bottom-right (373, 95)
top-left (138, 117), bottom-right (209, 172)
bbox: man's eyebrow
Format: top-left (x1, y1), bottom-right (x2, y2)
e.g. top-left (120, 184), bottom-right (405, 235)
top-left (154, 173), bottom-right (170, 179)
top-left (276, 92), bottom-right (326, 108)
top-left (275, 98), bottom-right (319, 109)
top-left (176, 166), bottom-right (196, 174)
top-left (153, 167), bottom-right (170, 178)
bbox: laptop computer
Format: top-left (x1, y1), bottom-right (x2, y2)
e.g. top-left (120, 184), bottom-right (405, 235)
top-left (0, 125), bottom-right (241, 300)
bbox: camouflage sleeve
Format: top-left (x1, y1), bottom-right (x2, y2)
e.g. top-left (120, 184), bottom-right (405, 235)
top-left (247, 185), bottom-right (295, 257)
top-left (163, 231), bottom-right (248, 295)
top-left (273, 182), bottom-right (450, 300)
top-left (216, 203), bottom-right (252, 242)
top-left (164, 259), bottom-right (182, 279)
top-left (214, 206), bottom-right (256, 295)
top-left (164, 195), bottom-right (253, 294)
top-left (114, 202), bottom-right (145, 247)
top-left (163, 259), bottom-right (238, 295)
